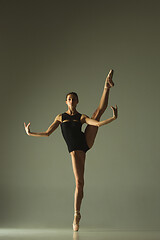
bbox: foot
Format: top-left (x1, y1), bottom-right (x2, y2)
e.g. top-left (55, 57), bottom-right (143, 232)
top-left (73, 211), bottom-right (81, 232)
top-left (105, 69), bottom-right (114, 88)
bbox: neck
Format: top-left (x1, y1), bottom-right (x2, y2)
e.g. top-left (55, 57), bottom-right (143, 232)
top-left (67, 108), bottom-right (77, 115)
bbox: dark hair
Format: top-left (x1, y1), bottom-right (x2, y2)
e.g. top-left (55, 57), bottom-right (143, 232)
top-left (66, 92), bottom-right (79, 101)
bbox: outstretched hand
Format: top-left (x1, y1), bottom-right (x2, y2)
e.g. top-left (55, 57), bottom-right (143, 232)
top-left (24, 122), bottom-right (31, 135)
top-left (111, 105), bottom-right (118, 119)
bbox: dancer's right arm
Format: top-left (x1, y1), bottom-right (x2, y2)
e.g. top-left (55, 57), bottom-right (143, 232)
top-left (24, 114), bottom-right (62, 137)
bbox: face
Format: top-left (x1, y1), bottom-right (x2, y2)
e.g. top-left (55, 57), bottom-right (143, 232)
top-left (66, 94), bottom-right (78, 109)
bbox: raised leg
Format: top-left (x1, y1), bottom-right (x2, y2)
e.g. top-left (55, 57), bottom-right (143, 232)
top-left (70, 150), bottom-right (86, 231)
top-left (85, 70), bottom-right (114, 149)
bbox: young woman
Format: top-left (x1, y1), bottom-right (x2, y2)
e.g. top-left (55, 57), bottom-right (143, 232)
top-left (24, 69), bottom-right (118, 231)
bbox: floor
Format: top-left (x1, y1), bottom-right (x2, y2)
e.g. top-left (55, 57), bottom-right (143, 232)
top-left (0, 229), bottom-right (160, 240)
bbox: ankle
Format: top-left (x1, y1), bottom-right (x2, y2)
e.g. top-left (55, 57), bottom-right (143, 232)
top-left (104, 81), bottom-right (111, 89)
top-left (74, 210), bottom-right (80, 215)
top-left (104, 85), bottom-right (111, 90)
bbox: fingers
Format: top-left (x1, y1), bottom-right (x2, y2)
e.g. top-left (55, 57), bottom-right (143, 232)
top-left (111, 105), bottom-right (118, 109)
top-left (111, 105), bottom-right (118, 108)
top-left (24, 122), bottom-right (31, 128)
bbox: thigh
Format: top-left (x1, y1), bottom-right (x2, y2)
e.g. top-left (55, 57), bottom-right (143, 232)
top-left (70, 150), bottom-right (86, 182)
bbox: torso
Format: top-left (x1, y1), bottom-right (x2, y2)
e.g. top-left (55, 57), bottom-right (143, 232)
top-left (58, 112), bottom-right (89, 153)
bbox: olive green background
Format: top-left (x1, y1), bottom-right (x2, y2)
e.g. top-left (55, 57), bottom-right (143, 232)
top-left (1, 0), bottom-right (160, 229)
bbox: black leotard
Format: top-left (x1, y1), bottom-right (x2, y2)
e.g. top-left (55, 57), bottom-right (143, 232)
top-left (58, 112), bottom-right (89, 153)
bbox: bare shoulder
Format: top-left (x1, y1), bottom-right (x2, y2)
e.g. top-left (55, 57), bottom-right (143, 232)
top-left (80, 114), bottom-right (89, 124)
top-left (55, 114), bottom-right (62, 123)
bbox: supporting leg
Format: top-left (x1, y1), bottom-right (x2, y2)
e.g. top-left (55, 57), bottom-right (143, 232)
top-left (70, 150), bottom-right (86, 231)
top-left (85, 70), bottom-right (114, 149)
top-left (71, 150), bottom-right (85, 211)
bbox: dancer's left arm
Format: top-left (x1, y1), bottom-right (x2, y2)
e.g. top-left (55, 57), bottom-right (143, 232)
top-left (84, 105), bottom-right (118, 127)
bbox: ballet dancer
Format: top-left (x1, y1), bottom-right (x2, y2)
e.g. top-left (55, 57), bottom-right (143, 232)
top-left (24, 69), bottom-right (118, 231)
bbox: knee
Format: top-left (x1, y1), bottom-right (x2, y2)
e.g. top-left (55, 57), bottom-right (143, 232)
top-left (76, 179), bottom-right (84, 190)
top-left (97, 108), bottom-right (104, 117)
top-left (92, 108), bottom-right (101, 120)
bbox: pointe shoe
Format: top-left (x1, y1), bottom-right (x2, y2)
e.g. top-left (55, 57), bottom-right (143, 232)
top-left (73, 211), bottom-right (81, 232)
top-left (105, 69), bottom-right (114, 88)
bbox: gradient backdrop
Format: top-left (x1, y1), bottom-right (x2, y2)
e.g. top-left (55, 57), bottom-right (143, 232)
top-left (1, 0), bottom-right (160, 230)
